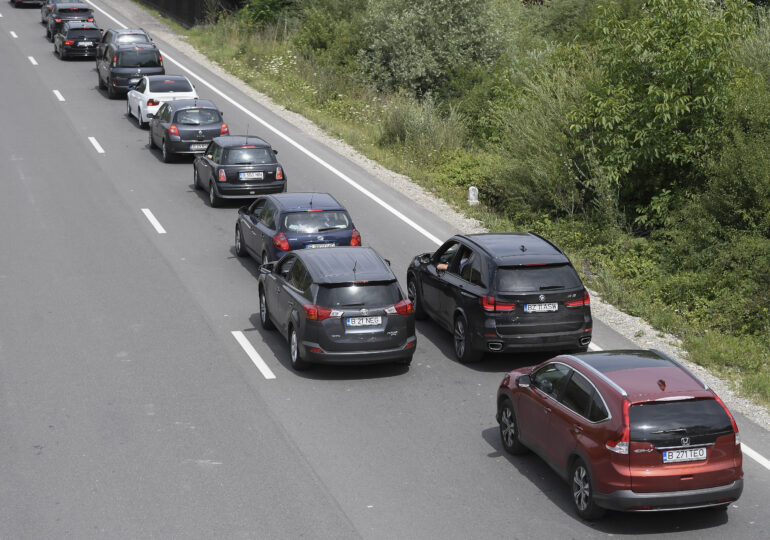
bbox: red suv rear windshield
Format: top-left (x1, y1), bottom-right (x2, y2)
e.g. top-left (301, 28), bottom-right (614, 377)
top-left (629, 399), bottom-right (732, 443)
top-left (495, 264), bottom-right (582, 293)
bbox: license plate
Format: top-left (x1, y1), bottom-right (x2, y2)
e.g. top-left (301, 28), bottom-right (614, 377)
top-left (524, 303), bottom-right (558, 313)
top-left (306, 243), bottom-right (335, 249)
top-left (346, 316), bottom-right (381, 327)
top-left (239, 171), bottom-right (264, 180)
top-left (129, 78), bottom-right (140, 84)
top-left (662, 447), bottom-right (707, 463)
top-left (189, 143), bottom-right (208, 151)
top-left (78, 41), bottom-right (93, 46)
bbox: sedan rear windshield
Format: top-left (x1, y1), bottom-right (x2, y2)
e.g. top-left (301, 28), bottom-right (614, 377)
top-left (495, 264), bottom-right (582, 293)
top-left (282, 211), bottom-right (351, 233)
top-left (629, 399), bottom-right (733, 443)
top-left (173, 108), bottom-right (221, 125)
top-left (66, 29), bottom-right (101, 40)
top-left (317, 281), bottom-right (401, 308)
top-left (149, 79), bottom-right (193, 93)
top-left (222, 147), bottom-right (275, 165)
top-left (57, 8), bottom-right (92, 15)
top-left (117, 50), bottom-right (161, 68)
top-left (116, 34), bottom-right (150, 44)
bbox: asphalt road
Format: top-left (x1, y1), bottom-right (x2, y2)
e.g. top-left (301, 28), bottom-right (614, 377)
top-left (1, 2), bottom-right (768, 538)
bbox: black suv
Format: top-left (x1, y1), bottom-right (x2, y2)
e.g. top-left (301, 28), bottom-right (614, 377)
top-left (96, 42), bottom-right (164, 99)
top-left (259, 247), bottom-right (416, 370)
top-left (45, 3), bottom-right (93, 41)
top-left (407, 233), bottom-right (592, 362)
top-left (53, 21), bottom-right (101, 59)
top-left (96, 27), bottom-right (151, 60)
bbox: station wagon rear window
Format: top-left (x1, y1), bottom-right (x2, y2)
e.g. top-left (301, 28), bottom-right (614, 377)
top-left (282, 211), bottom-right (351, 233)
top-left (149, 79), bottom-right (193, 92)
top-left (317, 282), bottom-right (401, 308)
top-left (66, 29), bottom-right (101, 40)
top-left (117, 50), bottom-right (161, 68)
top-left (629, 399), bottom-right (732, 443)
top-left (116, 34), bottom-right (150, 44)
top-left (173, 108), bottom-right (221, 125)
top-left (495, 264), bottom-right (582, 293)
top-left (222, 147), bottom-right (274, 165)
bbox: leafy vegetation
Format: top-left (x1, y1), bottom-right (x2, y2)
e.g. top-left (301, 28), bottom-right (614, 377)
top-left (180, 0), bottom-right (770, 405)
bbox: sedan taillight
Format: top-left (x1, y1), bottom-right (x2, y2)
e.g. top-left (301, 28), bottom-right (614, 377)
top-left (55, 18), bottom-right (62, 23)
top-left (87, 17), bottom-right (94, 22)
top-left (385, 300), bottom-right (414, 316)
top-left (64, 39), bottom-right (75, 46)
top-left (147, 99), bottom-right (160, 106)
top-left (168, 124), bottom-right (179, 136)
top-left (272, 232), bottom-right (290, 251)
top-left (220, 123), bottom-right (229, 135)
top-left (350, 229), bottom-right (361, 246)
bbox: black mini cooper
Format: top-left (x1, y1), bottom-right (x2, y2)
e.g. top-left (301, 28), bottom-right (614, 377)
top-left (407, 233), bottom-right (592, 362)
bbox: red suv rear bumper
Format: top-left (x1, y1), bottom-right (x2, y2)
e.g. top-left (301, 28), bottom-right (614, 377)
top-left (594, 479), bottom-right (743, 511)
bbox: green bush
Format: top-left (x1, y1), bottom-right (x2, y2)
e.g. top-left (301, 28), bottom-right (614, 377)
top-left (237, 0), bottom-right (291, 28)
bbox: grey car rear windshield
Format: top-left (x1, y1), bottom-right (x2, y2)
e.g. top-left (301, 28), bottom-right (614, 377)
top-left (117, 50), bottom-right (160, 68)
top-left (629, 399), bottom-right (732, 443)
top-left (173, 108), bottom-right (221, 125)
top-left (222, 147), bottom-right (275, 165)
top-left (149, 79), bottom-right (193, 93)
top-left (317, 282), bottom-right (401, 308)
top-left (495, 264), bottom-right (582, 293)
top-left (117, 34), bottom-right (150, 44)
top-left (66, 29), bottom-right (101, 40)
top-left (282, 211), bottom-right (351, 234)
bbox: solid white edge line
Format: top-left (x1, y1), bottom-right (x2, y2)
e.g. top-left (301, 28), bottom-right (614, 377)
top-left (232, 331), bottom-right (276, 380)
top-left (28, 56), bottom-right (38, 66)
top-left (140, 208), bottom-right (167, 234)
top-left (10, 31), bottom-right (18, 38)
top-left (53, 90), bottom-right (65, 102)
top-left (88, 136), bottom-right (105, 154)
top-left (84, 0), bottom-right (442, 246)
top-left (588, 342), bottom-right (602, 351)
top-left (743, 443), bottom-right (770, 472)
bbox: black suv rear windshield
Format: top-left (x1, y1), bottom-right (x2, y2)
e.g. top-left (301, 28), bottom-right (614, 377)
top-left (117, 50), bottom-right (160, 68)
top-left (57, 7), bottom-right (91, 15)
top-left (222, 147), bottom-right (275, 165)
top-left (149, 79), bottom-right (193, 93)
top-left (282, 211), bottom-right (350, 233)
top-left (629, 399), bottom-right (733, 443)
top-left (495, 264), bottom-right (582, 293)
top-left (173, 108), bottom-right (221, 125)
top-left (317, 282), bottom-right (401, 308)
top-left (117, 34), bottom-right (150, 44)
top-left (66, 29), bottom-right (101, 40)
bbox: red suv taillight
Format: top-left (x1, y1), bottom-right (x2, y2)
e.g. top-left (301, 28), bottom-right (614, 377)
top-left (220, 123), bottom-right (229, 135)
top-left (564, 289), bottom-right (591, 308)
top-left (714, 394), bottom-right (741, 445)
top-left (303, 305), bottom-right (342, 322)
top-left (385, 300), bottom-right (414, 316)
top-left (168, 124), bottom-right (179, 136)
top-left (218, 169), bottom-right (227, 182)
top-left (64, 39), bottom-right (75, 46)
top-left (606, 400), bottom-right (630, 454)
top-left (272, 232), bottom-right (290, 251)
top-left (481, 296), bottom-right (516, 312)
top-left (147, 99), bottom-right (160, 106)
top-left (350, 229), bottom-right (361, 246)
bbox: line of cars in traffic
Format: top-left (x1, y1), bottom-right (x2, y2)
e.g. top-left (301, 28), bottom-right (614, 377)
top-left (11, 1), bottom-right (745, 521)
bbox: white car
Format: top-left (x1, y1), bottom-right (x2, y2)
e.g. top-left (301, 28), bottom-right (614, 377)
top-left (126, 75), bottom-right (198, 128)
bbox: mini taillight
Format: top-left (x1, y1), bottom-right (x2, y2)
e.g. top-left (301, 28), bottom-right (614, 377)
top-left (714, 394), bottom-right (740, 445)
top-left (384, 300), bottom-right (414, 316)
top-left (565, 290), bottom-right (591, 308)
top-left (158, 54), bottom-right (163, 64)
top-left (272, 232), bottom-right (290, 251)
top-left (481, 296), bottom-right (516, 312)
top-left (147, 99), bottom-right (160, 106)
top-left (87, 17), bottom-right (94, 22)
top-left (220, 123), bottom-right (229, 135)
top-left (218, 169), bottom-right (227, 182)
top-left (168, 124), bottom-right (179, 136)
top-left (112, 54), bottom-right (117, 67)
top-left (350, 229), bottom-right (361, 246)
top-left (303, 305), bottom-right (341, 322)
top-left (275, 166), bottom-right (283, 180)
top-left (606, 400), bottom-right (630, 454)
top-left (64, 39), bottom-right (75, 46)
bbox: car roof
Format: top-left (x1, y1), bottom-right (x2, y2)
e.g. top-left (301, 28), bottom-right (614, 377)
top-left (55, 3), bottom-right (90, 9)
top-left (64, 21), bottom-right (98, 29)
top-left (145, 75), bottom-right (188, 82)
top-left (165, 98), bottom-right (217, 110)
top-left (458, 232), bottom-right (570, 266)
top-left (298, 247), bottom-right (395, 284)
top-left (214, 136), bottom-right (271, 149)
top-left (563, 350), bottom-right (712, 403)
top-left (266, 192), bottom-right (344, 212)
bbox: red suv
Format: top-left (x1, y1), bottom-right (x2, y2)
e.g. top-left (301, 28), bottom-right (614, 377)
top-left (496, 350), bottom-right (743, 520)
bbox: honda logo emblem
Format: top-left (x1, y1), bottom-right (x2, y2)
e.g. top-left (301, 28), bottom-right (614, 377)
top-left (681, 437), bottom-right (690, 446)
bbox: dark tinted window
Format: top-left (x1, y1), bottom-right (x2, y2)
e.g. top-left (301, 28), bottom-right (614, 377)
top-left (57, 7), bottom-right (91, 14)
top-left (276, 256), bottom-right (295, 278)
top-left (117, 50), bottom-right (161, 68)
top-left (261, 201), bottom-right (277, 229)
top-left (434, 241), bottom-right (459, 266)
top-left (560, 372), bottom-right (593, 417)
top-left (173, 108), bottom-right (221, 125)
top-left (317, 282), bottom-right (402, 308)
top-left (495, 264), bottom-right (582, 293)
top-left (149, 79), bottom-right (193, 93)
top-left (281, 211), bottom-right (351, 233)
top-left (66, 29), bottom-right (101, 40)
top-left (532, 363), bottom-right (571, 398)
top-left (222, 147), bottom-right (275, 165)
top-left (588, 391), bottom-right (609, 422)
top-left (116, 34), bottom-right (150, 44)
top-left (288, 261), bottom-right (313, 297)
top-left (629, 399), bottom-right (732, 443)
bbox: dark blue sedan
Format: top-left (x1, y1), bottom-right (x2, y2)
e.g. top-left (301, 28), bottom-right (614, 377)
top-left (234, 193), bottom-right (361, 265)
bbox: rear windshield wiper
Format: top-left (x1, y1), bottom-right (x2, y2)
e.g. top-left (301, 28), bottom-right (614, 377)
top-left (539, 285), bottom-right (565, 290)
top-left (651, 428), bottom-right (688, 434)
top-left (317, 226), bottom-right (344, 232)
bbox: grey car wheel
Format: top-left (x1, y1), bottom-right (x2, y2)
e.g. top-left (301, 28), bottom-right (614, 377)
top-left (454, 315), bottom-right (481, 363)
top-left (407, 277), bottom-right (427, 320)
top-left (209, 182), bottom-right (221, 207)
top-left (235, 225), bottom-right (248, 257)
top-left (161, 139), bottom-right (172, 163)
top-left (289, 327), bottom-right (309, 371)
top-left (148, 129), bottom-right (156, 149)
top-left (570, 459), bottom-right (605, 521)
top-left (259, 289), bottom-right (275, 330)
top-left (193, 167), bottom-right (201, 190)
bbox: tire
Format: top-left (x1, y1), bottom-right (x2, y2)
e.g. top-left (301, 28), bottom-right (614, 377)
top-left (98, 71), bottom-right (106, 90)
top-left (161, 139), bottom-right (173, 163)
top-left (259, 288), bottom-right (275, 330)
top-left (107, 80), bottom-right (116, 99)
top-left (570, 459), bottom-right (606, 521)
top-left (208, 181), bottom-right (221, 207)
top-left (137, 107), bottom-right (146, 128)
top-left (453, 315), bottom-right (482, 363)
top-left (289, 326), bottom-right (309, 371)
top-left (235, 225), bottom-right (248, 257)
top-left (499, 400), bottom-right (529, 455)
top-left (193, 167), bottom-right (201, 190)
top-left (407, 276), bottom-right (427, 320)
top-left (148, 129), bottom-right (156, 149)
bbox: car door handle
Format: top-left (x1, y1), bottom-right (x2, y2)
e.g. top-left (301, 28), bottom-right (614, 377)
top-left (460, 291), bottom-right (475, 298)
top-left (572, 424), bottom-right (583, 433)
top-left (544, 407), bottom-right (552, 414)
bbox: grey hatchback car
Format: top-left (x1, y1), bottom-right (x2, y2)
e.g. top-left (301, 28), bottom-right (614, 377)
top-left (148, 99), bottom-right (228, 162)
top-left (258, 247), bottom-right (416, 370)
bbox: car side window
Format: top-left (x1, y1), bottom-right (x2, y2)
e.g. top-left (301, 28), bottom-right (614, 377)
top-left (287, 260), bottom-right (310, 292)
top-left (249, 198), bottom-right (266, 219)
top-left (559, 371), bottom-right (594, 418)
top-left (450, 246), bottom-right (474, 279)
top-left (135, 79), bottom-right (146, 93)
top-left (433, 241), bottom-right (460, 266)
top-left (532, 363), bottom-right (571, 398)
top-left (261, 201), bottom-right (277, 230)
top-left (211, 145), bottom-right (222, 164)
top-left (104, 31), bottom-right (113, 44)
top-left (276, 256), bottom-right (295, 280)
top-left (588, 390), bottom-right (610, 422)
top-left (162, 105), bottom-right (171, 122)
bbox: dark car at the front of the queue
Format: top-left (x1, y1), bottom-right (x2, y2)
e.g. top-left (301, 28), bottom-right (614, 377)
top-left (258, 247), bottom-right (416, 371)
top-left (45, 3), bottom-right (93, 41)
top-left (148, 99), bottom-right (228, 163)
top-left (194, 136), bottom-right (285, 207)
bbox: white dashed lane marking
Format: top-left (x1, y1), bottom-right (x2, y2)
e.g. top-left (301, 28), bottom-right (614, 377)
top-left (141, 209), bottom-right (167, 234)
top-left (53, 90), bottom-right (65, 102)
top-left (232, 331), bottom-right (276, 380)
top-left (10, 31), bottom-right (17, 38)
top-left (28, 56), bottom-right (37, 66)
top-left (88, 136), bottom-right (105, 154)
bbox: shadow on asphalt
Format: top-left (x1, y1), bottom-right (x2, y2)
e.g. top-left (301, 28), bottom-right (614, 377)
top-left (480, 427), bottom-right (730, 534)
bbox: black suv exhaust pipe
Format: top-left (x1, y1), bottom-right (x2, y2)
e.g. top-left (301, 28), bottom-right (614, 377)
top-left (488, 342), bottom-right (503, 352)
top-left (579, 336), bottom-right (591, 346)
